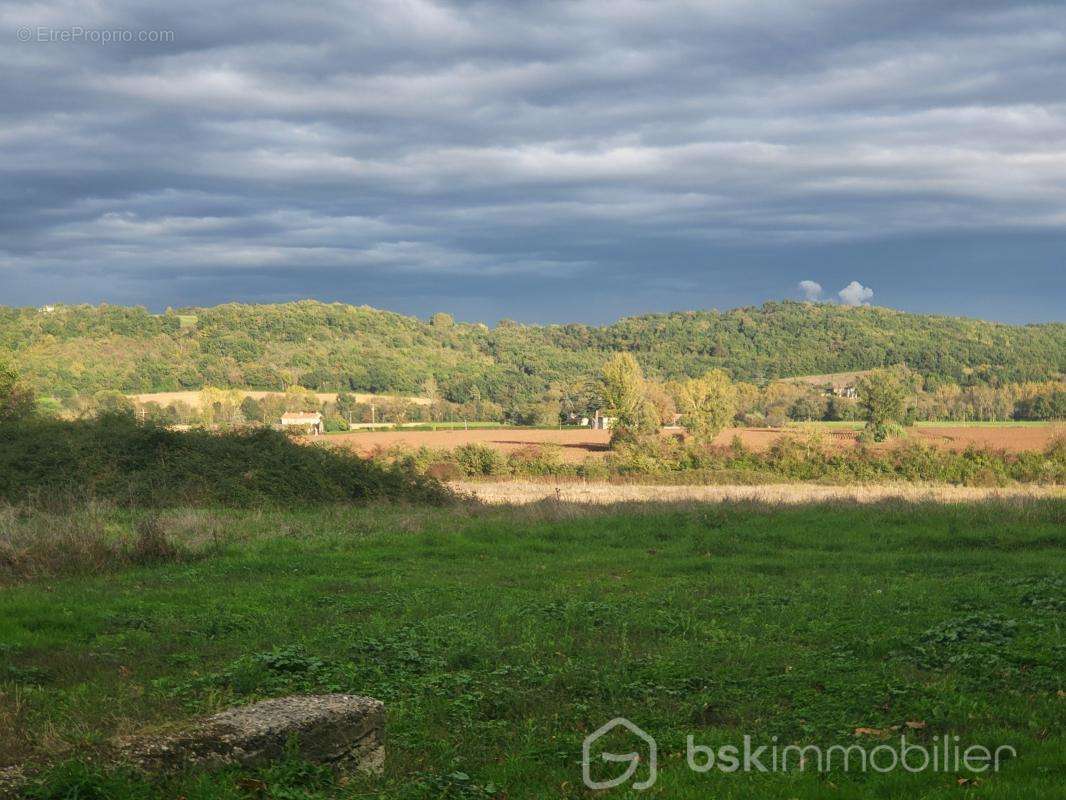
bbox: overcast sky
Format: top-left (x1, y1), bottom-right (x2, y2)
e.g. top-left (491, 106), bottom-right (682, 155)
top-left (1, 1), bottom-right (1064, 324)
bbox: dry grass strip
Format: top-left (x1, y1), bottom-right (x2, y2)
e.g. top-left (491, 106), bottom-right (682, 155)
top-left (456, 481), bottom-right (1066, 506)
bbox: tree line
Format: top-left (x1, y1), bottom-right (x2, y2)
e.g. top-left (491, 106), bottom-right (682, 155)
top-left (1, 300), bottom-right (1063, 423)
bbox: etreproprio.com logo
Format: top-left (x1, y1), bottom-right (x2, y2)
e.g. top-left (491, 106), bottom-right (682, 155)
top-left (16, 26), bottom-right (175, 44)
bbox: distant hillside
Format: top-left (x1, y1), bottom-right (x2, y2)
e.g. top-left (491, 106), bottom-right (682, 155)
top-left (2, 300), bottom-right (1063, 406)
top-left (127, 389), bottom-right (434, 408)
top-left (783, 369), bottom-right (877, 392)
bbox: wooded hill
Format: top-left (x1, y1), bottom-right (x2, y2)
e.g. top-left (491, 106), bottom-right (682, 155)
top-left (2, 300), bottom-right (1063, 405)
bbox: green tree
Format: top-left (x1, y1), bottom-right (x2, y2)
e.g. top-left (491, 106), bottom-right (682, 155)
top-left (1013, 391), bottom-right (1066, 421)
top-left (599, 353), bottom-right (656, 446)
top-left (675, 369), bottom-right (738, 441)
top-left (857, 368), bottom-right (907, 441)
top-left (92, 390), bottom-right (134, 417)
top-left (324, 414), bottom-right (350, 433)
top-left (789, 396), bottom-right (820, 422)
top-left (0, 356), bottom-right (35, 421)
top-left (240, 395), bottom-right (264, 422)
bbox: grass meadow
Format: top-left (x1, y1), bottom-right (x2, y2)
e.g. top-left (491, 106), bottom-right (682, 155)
top-left (2, 498), bottom-right (1064, 798)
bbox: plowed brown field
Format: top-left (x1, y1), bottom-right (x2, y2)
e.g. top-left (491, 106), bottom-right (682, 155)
top-left (323, 423), bottom-right (1060, 463)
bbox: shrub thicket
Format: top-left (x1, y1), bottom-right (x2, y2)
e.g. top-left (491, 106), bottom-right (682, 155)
top-left (372, 433), bottom-right (1066, 487)
top-left (0, 414), bottom-right (452, 507)
top-left (453, 442), bottom-right (506, 476)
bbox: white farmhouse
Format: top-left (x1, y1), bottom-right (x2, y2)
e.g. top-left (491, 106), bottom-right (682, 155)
top-left (280, 411), bottom-right (323, 435)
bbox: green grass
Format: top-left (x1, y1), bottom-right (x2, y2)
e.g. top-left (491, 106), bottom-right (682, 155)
top-left (2, 500), bottom-right (1064, 798)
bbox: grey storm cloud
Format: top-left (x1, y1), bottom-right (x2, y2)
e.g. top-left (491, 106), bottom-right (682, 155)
top-left (1, 0), bottom-right (1065, 322)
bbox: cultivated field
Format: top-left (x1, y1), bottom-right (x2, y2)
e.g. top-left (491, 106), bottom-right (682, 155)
top-left (325, 422), bottom-right (1062, 462)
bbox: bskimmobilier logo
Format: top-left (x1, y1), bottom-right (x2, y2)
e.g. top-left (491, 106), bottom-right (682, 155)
top-left (581, 716), bottom-right (1016, 791)
top-left (582, 717), bottom-right (658, 790)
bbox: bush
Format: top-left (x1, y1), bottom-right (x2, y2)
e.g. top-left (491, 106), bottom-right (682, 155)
top-left (0, 414), bottom-right (453, 507)
top-left (858, 421), bottom-right (907, 443)
top-left (454, 443), bottom-right (506, 476)
top-left (577, 457), bottom-right (610, 480)
top-left (507, 444), bottom-right (569, 476)
top-left (324, 414), bottom-right (350, 433)
top-left (607, 447), bottom-right (668, 475)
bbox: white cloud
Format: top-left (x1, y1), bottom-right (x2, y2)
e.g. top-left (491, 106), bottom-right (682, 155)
top-left (798, 280), bottom-right (823, 300)
top-left (838, 280), bottom-right (874, 306)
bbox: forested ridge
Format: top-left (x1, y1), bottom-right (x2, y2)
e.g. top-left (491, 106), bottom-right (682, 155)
top-left (2, 300), bottom-right (1063, 404)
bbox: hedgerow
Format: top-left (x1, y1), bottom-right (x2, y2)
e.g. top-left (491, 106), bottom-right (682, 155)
top-left (369, 433), bottom-right (1066, 487)
top-left (0, 414), bottom-right (453, 507)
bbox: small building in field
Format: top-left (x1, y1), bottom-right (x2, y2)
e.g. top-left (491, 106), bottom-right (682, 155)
top-left (787, 371), bottom-right (867, 399)
top-left (565, 411), bottom-right (616, 429)
top-left (280, 411), bottom-right (323, 435)
top-left (590, 411), bottom-right (616, 430)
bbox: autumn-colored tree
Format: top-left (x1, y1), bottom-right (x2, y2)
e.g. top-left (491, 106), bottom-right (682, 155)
top-left (599, 353), bottom-right (656, 446)
top-left (733, 381), bottom-right (761, 417)
top-left (675, 369), bottom-right (738, 441)
top-left (643, 380), bottom-right (677, 427)
top-left (284, 385), bottom-right (320, 412)
top-left (199, 386), bottom-right (244, 425)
